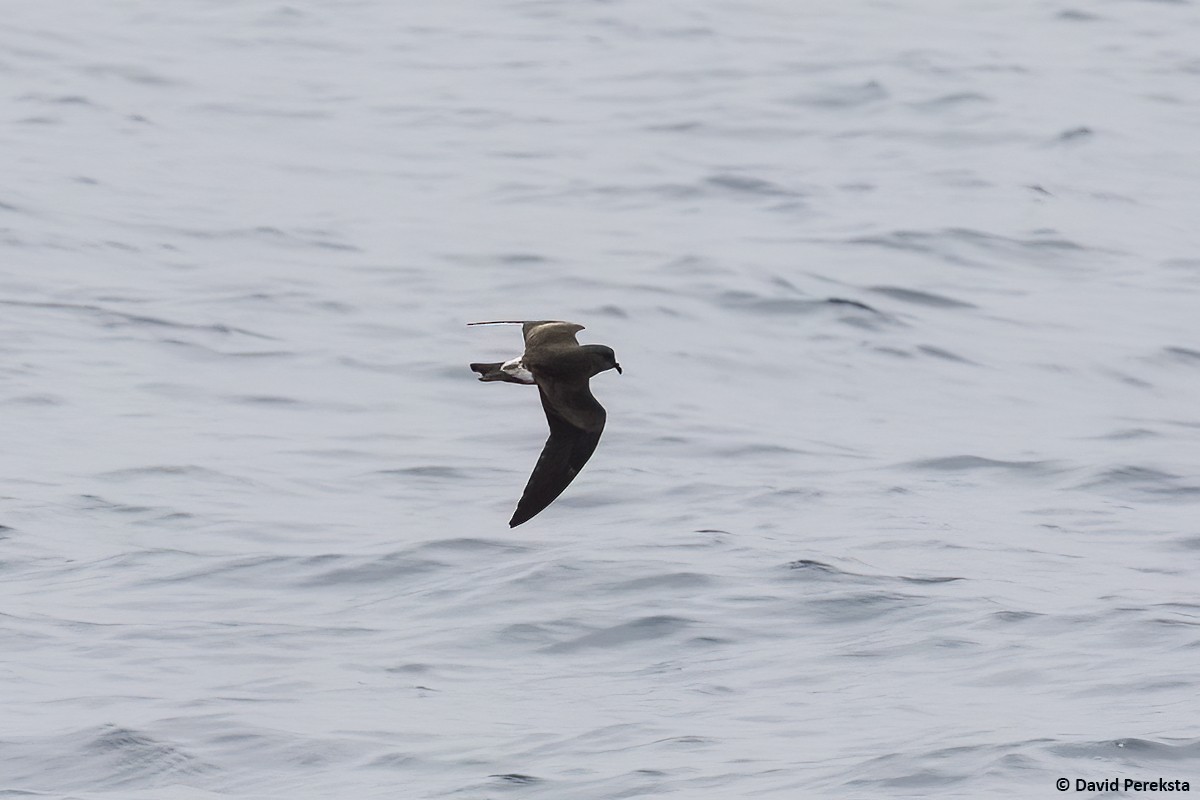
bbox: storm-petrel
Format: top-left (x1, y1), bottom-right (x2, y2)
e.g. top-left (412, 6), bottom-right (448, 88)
top-left (469, 320), bottom-right (621, 527)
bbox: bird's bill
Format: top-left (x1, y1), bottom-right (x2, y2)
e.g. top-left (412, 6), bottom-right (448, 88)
top-left (615, 363), bottom-right (623, 374)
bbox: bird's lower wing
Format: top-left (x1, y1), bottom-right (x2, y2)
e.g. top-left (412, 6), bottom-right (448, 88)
top-left (508, 389), bottom-right (605, 527)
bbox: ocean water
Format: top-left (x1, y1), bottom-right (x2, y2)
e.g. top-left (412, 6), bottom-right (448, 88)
top-left (3, 1), bottom-right (1199, 797)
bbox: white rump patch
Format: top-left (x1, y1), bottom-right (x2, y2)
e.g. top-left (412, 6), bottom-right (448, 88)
top-left (501, 356), bottom-right (536, 384)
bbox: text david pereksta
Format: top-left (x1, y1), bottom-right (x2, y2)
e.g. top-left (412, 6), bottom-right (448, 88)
top-left (1059, 777), bottom-right (1190, 793)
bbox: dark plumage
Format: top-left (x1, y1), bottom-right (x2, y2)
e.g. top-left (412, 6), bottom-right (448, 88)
top-left (469, 320), bottom-right (621, 526)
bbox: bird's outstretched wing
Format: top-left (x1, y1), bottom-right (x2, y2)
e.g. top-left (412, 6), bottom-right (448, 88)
top-left (509, 384), bottom-right (605, 527)
top-left (466, 320), bottom-right (584, 349)
top-left (521, 321), bottom-right (584, 349)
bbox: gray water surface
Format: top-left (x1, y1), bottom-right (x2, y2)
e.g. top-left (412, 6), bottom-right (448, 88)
top-left (3, 1), bottom-right (1200, 798)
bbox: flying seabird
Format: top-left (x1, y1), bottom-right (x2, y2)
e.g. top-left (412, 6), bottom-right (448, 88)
top-left (469, 320), bottom-right (622, 527)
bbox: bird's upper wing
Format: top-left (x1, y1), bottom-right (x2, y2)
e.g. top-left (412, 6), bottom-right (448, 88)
top-left (508, 381), bottom-right (606, 527)
top-left (522, 320), bottom-right (584, 349)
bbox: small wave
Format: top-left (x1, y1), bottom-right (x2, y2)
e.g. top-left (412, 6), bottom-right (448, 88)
top-left (868, 286), bottom-right (976, 309)
top-left (81, 64), bottom-right (180, 86)
top-left (983, 610), bottom-right (1044, 625)
top-left (790, 80), bottom-right (888, 109)
top-left (715, 291), bottom-right (886, 321)
top-left (846, 227), bottom-right (1098, 270)
top-left (410, 537), bottom-right (532, 556)
top-left (489, 773), bottom-right (542, 784)
top-left (1090, 427), bottom-right (1159, 440)
top-left (606, 572), bottom-right (714, 592)
top-left (375, 466), bottom-right (468, 479)
top-left (1076, 465), bottom-right (1200, 500)
top-left (804, 591), bottom-right (930, 625)
top-left (1, 392), bottom-right (66, 405)
top-left (0, 724), bottom-right (212, 793)
top-left (1164, 346), bottom-right (1200, 364)
top-left (225, 394), bottom-right (303, 405)
top-left (1082, 465), bottom-right (1179, 487)
top-left (298, 552), bottom-right (448, 587)
top-left (0, 299), bottom-right (275, 339)
top-left (161, 224), bottom-right (360, 252)
top-left (1057, 9), bottom-right (1103, 21)
top-left (842, 739), bottom-right (1055, 793)
top-left (1050, 737), bottom-right (1200, 764)
top-left (906, 455), bottom-right (1053, 472)
top-left (543, 615), bottom-right (694, 653)
top-left (786, 559), bottom-right (962, 586)
top-left (704, 173), bottom-right (800, 197)
top-left (96, 465), bottom-right (255, 485)
top-left (196, 102), bottom-right (334, 120)
top-left (916, 345), bottom-right (978, 364)
top-left (909, 92), bottom-right (991, 112)
top-left (1053, 125), bottom-right (1094, 143)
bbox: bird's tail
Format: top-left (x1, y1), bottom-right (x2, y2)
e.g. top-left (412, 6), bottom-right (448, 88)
top-left (470, 362), bottom-right (511, 382)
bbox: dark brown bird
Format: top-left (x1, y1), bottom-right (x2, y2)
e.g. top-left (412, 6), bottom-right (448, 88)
top-left (469, 320), bottom-right (622, 527)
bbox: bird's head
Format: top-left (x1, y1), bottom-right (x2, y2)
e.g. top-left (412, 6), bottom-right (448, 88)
top-left (584, 344), bottom-right (622, 376)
